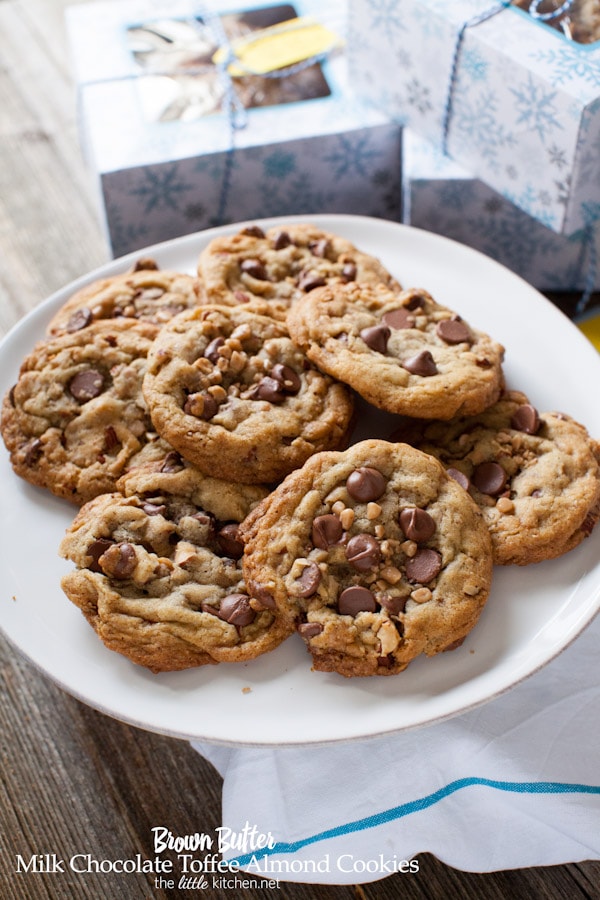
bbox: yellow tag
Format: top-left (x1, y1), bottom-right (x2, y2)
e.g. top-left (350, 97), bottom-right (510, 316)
top-left (212, 17), bottom-right (342, 76)
top-left (577, 312), bottom-right (600, 352)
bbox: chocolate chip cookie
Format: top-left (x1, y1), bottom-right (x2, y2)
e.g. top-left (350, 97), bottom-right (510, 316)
top-left (400, 391), bottom-right (600, 566)
top-left (241, 439), bottom-right (493, 677)
top-left (47, 261), bottom-right (203, 336)
top-left (1, 319), bottom-right (158, 504)
top-left (142, 303), bottom-right (354, 484)
top-left (197, 222), bottom-right (400, 319)
top-left (287, 283), bottom-right (505, 420)
top-left (60, 460), bottom-right (290, 673)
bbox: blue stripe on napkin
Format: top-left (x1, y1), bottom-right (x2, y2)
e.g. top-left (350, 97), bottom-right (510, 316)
top-left (231, 777), bottom-right (600, 866)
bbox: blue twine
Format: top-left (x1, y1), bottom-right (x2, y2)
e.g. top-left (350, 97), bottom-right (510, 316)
top-left (442, 2), bottom-right (513, 157)
top-left (199, 7), bottom-right (335, 225)
top-left (528, 0), bottom-right (574, 22)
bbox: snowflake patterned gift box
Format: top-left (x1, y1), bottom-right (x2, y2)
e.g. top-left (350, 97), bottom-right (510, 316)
top-left (350, 0), bottom-right (600, 236)
top-left (66, 0), bottom-right (402, 258)
top-left (403, 129), bottom-right (600, 292)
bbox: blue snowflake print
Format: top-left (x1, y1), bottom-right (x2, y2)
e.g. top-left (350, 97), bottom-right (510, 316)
top-left (471, 205), bottom-right (556, 274)
top-left (510, 73), bottom-right (563, 144)
top-left (365, 0), bottom-right (407, 40)
top-left (262, 149), bottom-right (297, 179)
top-left (411, 5), bottom-right (447, 41)
top-left (504, 183), bottom-right (557, 229)
top-left (533, 47), bottom-right (600, 88)
top-left (406, 78), bottom-right (433, 115)
top-left (462, 46), bottom-right (488, 83)
top-left (555, 173), bottom-right (572, 207)
top-left (453, 89), bottom-right (516, 164)
top-left (323, 134), bottom-right (382, 179)
top-left (438, 181), bottom-right (477, 213)
top-left (129, 164), bottom-right (195, 214)
top-left (581, 201), bottom-right (600, 226)
top-left (547, 144), bottom-right (569, 169)
top-left (257, 171), bottom-right (335, 217)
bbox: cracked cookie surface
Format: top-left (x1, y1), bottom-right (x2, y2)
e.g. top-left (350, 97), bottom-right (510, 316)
top-left (142, 303), bottom-right (354, 484)
top-left (287, 283), bottom-right (505, 419)
top-left (197, 222), bottom-right (400, 319)
top-left (1, 319), bottom-right (158, 504)
top-left (59, 455), bottom-right (291, 672)
top-left (47, 261), bottom-right (203, 336)
top-left (241, 439), bottom-right (493, 677)
top-left (401, 391), bottom-right (600, 565)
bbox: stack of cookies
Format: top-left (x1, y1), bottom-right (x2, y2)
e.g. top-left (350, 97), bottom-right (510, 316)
top-left (2, 223), bottom-right (599, 677)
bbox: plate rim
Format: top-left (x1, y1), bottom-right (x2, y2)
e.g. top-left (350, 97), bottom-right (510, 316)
top-left (2, 212), bottom-right (600, 746)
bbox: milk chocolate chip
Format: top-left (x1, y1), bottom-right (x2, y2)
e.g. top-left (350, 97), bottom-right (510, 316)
top-left (472, 461), bottom-right (507, 496)
top-left (405, 548), bottom-right (442, 584)
top-left (240, 225), bottom-right (265, 238)
top-left (340, 262), bottom-right (357, 282)
top-left (204, 336), bottom-right (225, 363)
top-left (87, 538), bottom-right (114, 572)
top-left (252, 376), bottom-right (286, 403)
top-left (312, 514), bottom-right (343, 549)
top-left (297, 272), bottom-right (326, 292)
top-left (270, 364), bottom-right (301, 395)
top-left (436, 318), bottom-right (471, 344)
top-left (399, 507), bottom-right (436, 542)
top-left (511, 404), bottom-right (540, 435)
top-left (360, 324), bottom-right (390, 354)
top-left (272, 230), bottom-right (292, 250)
top-left (295, 562), bottom-right (322, 597)
top-left (309, 239), bottom-right (330, 258)
top-left (346, 534), bottom-right (381, 570)
top-left (447, 467), bottom-right (470, 491)
top-left (184, 392), bottom-right (218, 419)
top-left (23, 438), bottom-right (42, 466)
top-left (217, 524), bottom-right (244, 559)
top-left (68, 369), bottom-right (104, 402)
top-left (99, 542), bottom-right (137, 579)
top-left (240, 258), bottom-right (268, 280)
top-left (346, 467), bottom-right (387, 502)
top-left (338, 585), bottom-right (377, 615)
top-left (216, 593), bottom-right (256, 626)
top-left (402, 350), bottom-right (438, 376)
top-left (298, 621), bottom-right (324, 639)
top-left (382, 308), bottom-right (415, 330)
top-left (66, 308), bottom-right (93, 332)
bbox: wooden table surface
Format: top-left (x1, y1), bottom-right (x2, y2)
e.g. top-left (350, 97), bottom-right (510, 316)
top-left (1, 2), bottom-right (599, 898)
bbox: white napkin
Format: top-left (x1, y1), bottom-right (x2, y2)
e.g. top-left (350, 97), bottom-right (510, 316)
top-left (192, 612), bottom-right (600, 885)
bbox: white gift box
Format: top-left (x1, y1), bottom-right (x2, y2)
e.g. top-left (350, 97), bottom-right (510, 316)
top-left (67, 0), bottom-right (402, 258)
top-left (403, 130), bottom-right (600, 292)
top-left (349, 0), bottom-right (600, 236)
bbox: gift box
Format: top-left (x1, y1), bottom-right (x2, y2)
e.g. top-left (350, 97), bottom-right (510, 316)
top-left (349, 0), bottom-right (600, 236)
top-left (67, 0), bottom-right (402, 258)
top-left (403, 129), bottom-right (600, 292)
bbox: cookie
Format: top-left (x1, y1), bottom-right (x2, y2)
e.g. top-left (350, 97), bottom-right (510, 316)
top-left (241, 439), bottom-right (493, 677)
top-left (287, 283), bottom-right (505, 420)
top-left (142, 303), bottom-right (354, 484)
top-left (1, 319), bottom-right (158, 505)
top-left (197, 222), bottom-right (400, 318)
top-left (47, 261), bottom-right (203, 336)
top-left (60, 462), bottom-right (290, 673)
top-left (400, 391), bottom-right (600, 566)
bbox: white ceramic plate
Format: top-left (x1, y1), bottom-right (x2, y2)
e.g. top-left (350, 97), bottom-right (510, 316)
top-left (1, 214), bottom-right (599, 746)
